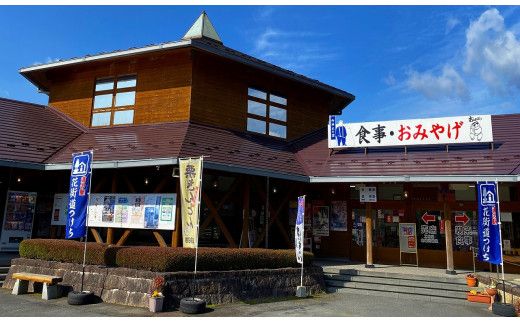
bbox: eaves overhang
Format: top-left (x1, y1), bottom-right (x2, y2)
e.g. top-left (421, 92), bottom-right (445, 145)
top-left (309, 174), bottom-right (520, 183)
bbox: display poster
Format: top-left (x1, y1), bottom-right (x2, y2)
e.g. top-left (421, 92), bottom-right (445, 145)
top-left (416, 210), bottom-right (444, 249)
top-left (51, 193), bottom-right (68, 226)
top-left (477, 182), bottom-right (503, 265)
top-left (312, 206), bottom-right (330, 237)
top-left (360, 187), bottom-right (377, 203)
top-left (295, 196), bottom-right (305, 264)
top-left (399, 223), bottom-right (417, 253)
top-left (87, 193), bottom-right (176, 230)
top-left (0, 191), bottom-right (37, 251)
top-left (328, 114), bottom-right (493, 149)
top-left (330, 201), bottom-right (348, 231)
top-left (352, 209), bottom-right (364, 246)
top-left (179, 157), bottom-right (203, 248)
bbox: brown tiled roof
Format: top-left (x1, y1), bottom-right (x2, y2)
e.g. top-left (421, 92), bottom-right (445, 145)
top-left (0, 98), bottom-right (85, 164)
top-left (294, 114), bottom-right (520, 177)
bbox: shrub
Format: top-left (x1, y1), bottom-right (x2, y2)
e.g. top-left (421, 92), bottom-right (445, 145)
top-left (19, 239), bottom-right (314, 272)
top-left (19, 239), bottom-right (108, 265)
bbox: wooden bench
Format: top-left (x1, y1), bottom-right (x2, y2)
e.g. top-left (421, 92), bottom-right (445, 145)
top-left (11, 272), bottom-right (63, 300)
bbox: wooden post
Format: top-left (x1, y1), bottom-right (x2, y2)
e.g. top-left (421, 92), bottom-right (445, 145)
top-left (444, 201), bottom-right (456, 274)
top-left (365, 203), bottom-right (374, 268)
top-left (116, 229), bottom-right (132, 246)
top-left (172, 178), bottom-right (182, 247)
top-left (90, 228), bottom-right (103, 243)
top-left (241, 179), bottom-right (250, 248)
top-left (153, 231), bottom-right (167, 247)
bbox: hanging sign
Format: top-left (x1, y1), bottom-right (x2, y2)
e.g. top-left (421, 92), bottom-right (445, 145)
top-left (477, 182), bottom-right (503, 265)
top-left (66, 151), bottom-right (93, 239)
top-left (179, 157), bottom-right (203, 248)
top-left (360, 187), bottom-right (377, 203)
top-left (399, 223), bottom-right (417, 253)
top-left (295, 196), bottom-right (305, 264)
top-left (328, 115), bottom-right (493, 149)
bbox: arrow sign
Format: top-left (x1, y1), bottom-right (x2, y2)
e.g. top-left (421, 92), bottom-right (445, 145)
top-left (422, 213), bottom-right (436, 224)
top-left (455, 213), bottom-right (470, 225)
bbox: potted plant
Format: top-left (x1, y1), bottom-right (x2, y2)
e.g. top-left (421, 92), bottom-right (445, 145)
top-left (466, 273), bottom-right (478, 287)
top-left (486, 279), bottom-right (498, 297)
top-left (148, 276), bottom-right (165, 313)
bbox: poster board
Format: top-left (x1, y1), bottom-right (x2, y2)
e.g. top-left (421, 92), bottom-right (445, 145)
top-left (87, 193), bottom-right (176, 230)
top-left (330, 201), bottom-right (348, 231)
top-left (398, 223), bottom-right (418, 266)
top-left (312, 206), bottom-right (330, 237)
top-left (51, 193), bottom-right (68, 226)
top-left (0, 191), bottom-right (37, 251)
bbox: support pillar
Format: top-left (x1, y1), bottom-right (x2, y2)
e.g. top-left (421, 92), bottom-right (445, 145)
top-left (365, 203), bottom-right (374, 268)
top-left (241, 179), bottom-right (250, 248)
top-left (444, 201), bottom-right (456, 275)
top-left (172, 178), bottom-right (182, 247)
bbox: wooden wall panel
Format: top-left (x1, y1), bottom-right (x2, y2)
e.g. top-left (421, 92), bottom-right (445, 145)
top-left (190, 50), bottom-right (337, 141)
top-left (47, 49), bottom-right (193, 127)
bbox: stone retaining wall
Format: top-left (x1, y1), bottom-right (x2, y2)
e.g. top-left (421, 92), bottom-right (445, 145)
top-left (2, 258), bottom-right (325, 308)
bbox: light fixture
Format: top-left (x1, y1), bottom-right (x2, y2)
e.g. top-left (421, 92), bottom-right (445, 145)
top-left (212, 179), bottom-right (219, 188)
top-left (144, 177), bottom-right (149, 185)
top-left (272, 187), bottom-right (277, 194)
top-left (16, 177), bottom-right (21, 183)
top-left (349, 185), bottom-right (356, 188)
top-left (331, 188), bottom-right (336, 195)
top-left (468, 184), bottom-right (475, 188)
top-left (403, 191), bottom-right (408, 198)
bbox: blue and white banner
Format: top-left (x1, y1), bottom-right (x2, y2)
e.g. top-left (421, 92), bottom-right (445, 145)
top-left (66, 151), bottom-right (93, 239)
top-left (295, 195), bottom-right (305, 264)
top-left (477, 182), bottom-right (503, 265)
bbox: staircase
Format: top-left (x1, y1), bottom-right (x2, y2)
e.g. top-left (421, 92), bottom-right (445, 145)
top-left (324, 268), bottom-right (469, 304)
top-left (0, 266), bottom-right (8, 287)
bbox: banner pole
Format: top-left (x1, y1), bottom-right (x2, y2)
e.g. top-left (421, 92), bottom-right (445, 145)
top-left (80, 150), bottom-right (94, 292)
top-left (193, 156), bottom-right (203, 299)
top-left (495, 179), bottom-right (505, 282)
top-left (300, 195), bottom-right (305, 287)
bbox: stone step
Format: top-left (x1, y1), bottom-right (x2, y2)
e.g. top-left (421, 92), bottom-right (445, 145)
top-left (325, 279), bottom-right (467, 299)
top-left (324, 273), bottom-right (468, 292)
top-left (326, 286), bottom-right (469, 305)
top-left (322, 268), bottom-right (467, 285)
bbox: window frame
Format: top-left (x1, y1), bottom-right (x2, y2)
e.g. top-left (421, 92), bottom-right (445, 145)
top-left (246, 88), bottom-right (287, 139)
top-left (91, 74), bottom-right (137, 127)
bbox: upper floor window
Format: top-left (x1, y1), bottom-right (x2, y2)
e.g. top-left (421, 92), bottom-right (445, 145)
top-left (246, 88), bottom-right (287, 139)
top-left (91, 75), bottom-right (137, 127)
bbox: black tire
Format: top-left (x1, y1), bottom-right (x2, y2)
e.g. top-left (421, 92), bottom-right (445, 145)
top-left (67, 291), bottom-right (93, 306)
top-left (179, 297), bottom-right (206, 314)
top-left (492, 303), bottom-right (517, 317)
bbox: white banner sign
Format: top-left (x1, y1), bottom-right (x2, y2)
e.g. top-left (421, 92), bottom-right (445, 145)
top-left (87, 193), bottom-right (176, 230)
top-left (399, 223), bottom-right (417, 253)
top-left (328, 115), bottom-right (493, 149)
top-left (51, 193), bottom-right (69, 226)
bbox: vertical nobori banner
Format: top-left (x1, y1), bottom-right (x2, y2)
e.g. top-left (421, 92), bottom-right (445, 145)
top-left (66, 151), bottom-right (93, 239)
top-left (295, 195), bottom-right (305, 264)
top-left (476, 182), bottom-right (503, 265)
top-left (179, 157), bottom-right (203, 248)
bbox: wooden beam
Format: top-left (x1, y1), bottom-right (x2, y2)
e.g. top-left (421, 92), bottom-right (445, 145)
top-left (172, 178), bottom-right (181, 247)
top-left (202, 191), bottom-right (237, 247)
top-left (106, 228), bottom-right (114, 245)
top-left (153, 231), bottom-right (167, 247)
top-left (90, 228), bottom-right (103, 243)
top-left (116, 229), bottom-right (132, 246)
top-left (200, 177), bottom-right (242, 231)
top-left (365, 203), bottom-right (374, 267)
top-left (241, 179), bottom-right (250, 248)
top-left (274, 217), bottom-right (291, 246)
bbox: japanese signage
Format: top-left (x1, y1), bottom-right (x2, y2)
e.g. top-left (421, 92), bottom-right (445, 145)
top-left (312, 206), bottom-right (330, 236)
top-left (51, 193), bottom-right (68, 226)
top-left (295, 196), bottom-right (305, 264)
top-left (328, 115), bottom-right (493, 149)
top-left (66, 151), bottom-right (92, 239)
top-left (477, 182), bottom-right (503, 265)
top-left (330, 201), bottom-right (348, 231)
top-left (453, 211), bottom-right (476, 247)
top-left (416, 210), bottom-right (444, 249)
top-left (399, 223), bottom-right (417, 253)
top-left (86, 193), bottom-right (176, 229)
top-left (179, 157), bottom-right (203, 248)
top-left (0, 191), bottom-right (37, 251)
top-left (352, 209), bottom-right (364, 247)
top-left (360, 187), bottom-right (377, 203)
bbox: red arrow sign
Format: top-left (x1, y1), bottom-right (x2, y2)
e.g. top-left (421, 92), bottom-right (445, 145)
top-left (455, 213), bottom-right (469, 225)
top-left (422, 213), bottom-right (435, 224)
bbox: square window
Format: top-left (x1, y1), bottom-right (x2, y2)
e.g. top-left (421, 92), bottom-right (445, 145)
top-left (117, 77), bottom-right (137, 89)
top-left (248, 100), bottom-right (266, 117)
top-left (95, 79), bottom-right (114, 92)
top-left (270, 94), bottom-right (287, 106)
top-left (115, 91), bottom-right (136, 107)
top-left (269, 123), bottom-right (286, 138)
top-left (93, 94), bottom-right (113, 109)
top-left (269, 106), bottom-right (287, 122)
top-left (113, 110), bottom-right (134, 125)
top-left (248, 88), bottom-right (267, 100)
top-left (247, 118), bottom-right (266, 134)
top-left (91, 112), bottom-right (111, 127)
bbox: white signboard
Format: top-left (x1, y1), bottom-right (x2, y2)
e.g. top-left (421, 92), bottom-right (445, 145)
top-left (51, 193), bottom-right (68, 226)
top-left (87, 193), bottom-right (176, 230)
top-left (360, 187), bottom-right (377, 203)
top-left (328, 115), bottom-right (493, 149)
top-left (399, 223), bottom-right (417, 253)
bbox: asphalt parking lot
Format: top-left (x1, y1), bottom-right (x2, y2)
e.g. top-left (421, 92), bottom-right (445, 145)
top-left (0, 288), bottom-right (496, 317)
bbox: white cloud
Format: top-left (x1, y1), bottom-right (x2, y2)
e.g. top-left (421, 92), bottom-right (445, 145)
top-left (383, 72), bottom-right (396, 86)
top-left (463, 8), bottom-right (520, 94)
top-left (406, 65), bottom-right (469, 101)
top-left (446, 17), bottom-right (460, 34)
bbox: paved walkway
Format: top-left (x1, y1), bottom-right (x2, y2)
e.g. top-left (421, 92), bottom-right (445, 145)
top-left (0, 288), bottom-right (496, 317)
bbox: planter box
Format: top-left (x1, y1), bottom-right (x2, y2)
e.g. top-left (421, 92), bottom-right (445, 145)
top-left (467, 293), bottom-right (491, 304)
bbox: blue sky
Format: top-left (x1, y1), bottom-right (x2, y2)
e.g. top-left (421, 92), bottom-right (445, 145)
top-left (0, 5), bottom-right (519, 122)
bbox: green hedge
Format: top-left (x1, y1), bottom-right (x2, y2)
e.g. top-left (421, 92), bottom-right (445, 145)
top-left (19, 239), bottom-right (314, 272)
